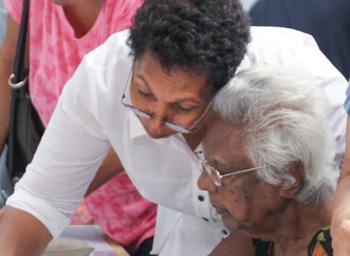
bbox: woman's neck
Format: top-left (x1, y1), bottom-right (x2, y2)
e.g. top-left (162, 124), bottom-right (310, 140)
top-left (271, 198), bottom-right (333, 256)
top-left (62, 0), bottom-right (104, 38)
top-left (184, 125), bottom-right (207, 151)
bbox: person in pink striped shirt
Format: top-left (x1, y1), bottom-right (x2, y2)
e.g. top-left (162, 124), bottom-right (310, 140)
top-left (0, 0), bottom-right (156, 255)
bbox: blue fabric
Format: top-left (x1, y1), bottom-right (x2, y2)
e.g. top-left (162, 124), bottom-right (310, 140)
top-left (0, 0), bottom-right (7, 44)
top-left (250, 0), bottom-right (350, 80)
top-left (345, 83), bottom-right (350, 115)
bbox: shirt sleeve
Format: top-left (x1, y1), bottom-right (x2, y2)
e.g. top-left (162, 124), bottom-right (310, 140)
top-left (6, 56), bottom-right (110, 238)
top-left (3, 0), bottom-right (23, 24)
top-left (300, 35), bottom-right (348, 167)
top-left (243, 28), bottom-right (348, 167)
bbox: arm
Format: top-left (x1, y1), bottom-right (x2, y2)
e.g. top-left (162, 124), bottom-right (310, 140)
top-left (0, 15), bottom-right (19, 151)
top-left (0, 206), bottom-right (52, 256)
top-left (0, 52), bottom-right (113, 254)
top-left (0, 14), bottom-right (51, 256)
top-left (209, 231), bottom-right (255, 256)
top-left (331, 117), bottom-right (350, 256)
top-left (85, 148), bottom-right (123, 196)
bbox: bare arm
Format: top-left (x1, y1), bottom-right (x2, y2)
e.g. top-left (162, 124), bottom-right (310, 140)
top-left (0, 206), bottom-right (52, 256)
top-left (331, 117), bottom-right (350, 256)
top-left (0, 15), bottom-right (19, 151)
top-left (209, 231), bottom-right (255, 256)
top-left (85, 148), bottom-right (124, 195)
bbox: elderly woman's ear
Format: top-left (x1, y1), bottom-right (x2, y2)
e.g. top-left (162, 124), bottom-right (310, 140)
top-left (279, 162), bottom-right (304, 199)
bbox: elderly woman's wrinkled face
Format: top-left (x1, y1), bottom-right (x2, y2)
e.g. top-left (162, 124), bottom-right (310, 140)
top-left (198, 118), bottom-right (288, 236)
top-left (127, 52), bottom-right (213, 138)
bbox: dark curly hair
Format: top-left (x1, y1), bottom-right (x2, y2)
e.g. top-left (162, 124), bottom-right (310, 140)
top-left (128, 0), bottom-right (250, 93)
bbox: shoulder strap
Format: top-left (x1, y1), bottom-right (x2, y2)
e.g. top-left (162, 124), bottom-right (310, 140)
top-left (8, 0), bottom-right (29, 88)
top-left (7, 0), bottom-right (30, 178)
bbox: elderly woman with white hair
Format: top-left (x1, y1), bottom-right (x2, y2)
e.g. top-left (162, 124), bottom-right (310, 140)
top-left (198, 66), bottom-right (338, 256)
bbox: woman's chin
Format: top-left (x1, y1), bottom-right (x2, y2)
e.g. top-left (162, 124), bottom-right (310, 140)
top-left (146, 129), bottom-right (174, 139)
top-left (143, 126), bottom-right (175, 139)
top-left (222, 216), bottom-right (242, 231)
top-left (222, 216), bottom-right (255, 234)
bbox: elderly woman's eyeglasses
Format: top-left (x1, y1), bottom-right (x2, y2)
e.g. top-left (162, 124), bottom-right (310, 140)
top-left (195, 150), bottom-right (266, 187)
top-left (121, 69), bottom-right (212, 134)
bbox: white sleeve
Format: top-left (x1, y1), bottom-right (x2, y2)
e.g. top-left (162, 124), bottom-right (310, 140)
top-left (292, 31), bottom-right (348, 166)
top-left (243, 27), bottom-right (348, 166)
top-left (6, 57), bottom-right (110, 238)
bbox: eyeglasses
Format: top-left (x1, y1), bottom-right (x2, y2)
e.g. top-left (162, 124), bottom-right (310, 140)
top-left (195, 150), bottom-right (266, 187)
top-left (121, 69), bottom-right (212, 134)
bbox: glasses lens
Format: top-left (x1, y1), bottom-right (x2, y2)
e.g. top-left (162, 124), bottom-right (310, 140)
top-left (164, 121), bottom-right (191, 134)
top-left (128, 105), bottom-right (152, 119)
top-left (121, 74), bottom-right (153, 120)
top-left (203, 163), bottom-right (221, 186)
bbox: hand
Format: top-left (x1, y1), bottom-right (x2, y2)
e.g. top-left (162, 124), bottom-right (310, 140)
top-left (331, 209), bottom-right (350, 256)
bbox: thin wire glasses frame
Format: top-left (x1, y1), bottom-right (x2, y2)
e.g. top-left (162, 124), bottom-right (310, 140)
top-left (195, 150), bottom-right (267, 187)
top-left (120, 69), bottom-right (213, 134)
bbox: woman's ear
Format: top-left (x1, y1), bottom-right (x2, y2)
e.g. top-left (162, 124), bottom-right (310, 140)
top-left (279, 162), bottom-right (304, 199)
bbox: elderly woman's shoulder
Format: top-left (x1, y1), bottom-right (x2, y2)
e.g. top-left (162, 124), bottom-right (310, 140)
top-left (251, 226), bottom-right (333, 256)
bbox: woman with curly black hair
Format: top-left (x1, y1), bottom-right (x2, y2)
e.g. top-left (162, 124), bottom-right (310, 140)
top-left (0, 0), bottom-right (347, 255)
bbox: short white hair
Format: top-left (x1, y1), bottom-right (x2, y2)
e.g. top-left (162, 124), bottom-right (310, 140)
top-left (213, 66), bottom-right (338, 204)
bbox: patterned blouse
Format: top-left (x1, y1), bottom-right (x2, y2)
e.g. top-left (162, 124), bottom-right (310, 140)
top-left (253, 226), bottom-right (333, 256)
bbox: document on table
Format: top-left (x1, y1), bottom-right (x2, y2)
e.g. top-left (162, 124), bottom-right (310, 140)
top-left (59, 225), bottom-right (117, 256)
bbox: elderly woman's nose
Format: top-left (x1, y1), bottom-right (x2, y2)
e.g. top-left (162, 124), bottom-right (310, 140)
top-left (198, 172), bottom-right (217, 193)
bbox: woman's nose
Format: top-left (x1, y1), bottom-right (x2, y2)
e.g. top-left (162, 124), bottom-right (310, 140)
top-left (198, 171), bottom-right (217, 193)
top-left (149, 104), bottom-right (173, 128)
top-left (148, 115), bottom-right (164, 132)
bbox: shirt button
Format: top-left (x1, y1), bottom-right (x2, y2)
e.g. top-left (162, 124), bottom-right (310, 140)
top-left (198, 195), bottom-right (205, 202)
top-left (202, 217), bottom-right (209, 222)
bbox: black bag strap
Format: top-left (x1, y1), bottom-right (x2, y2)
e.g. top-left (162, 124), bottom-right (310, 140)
top-left (7, 0), bottom-right (30, 177)
top-left (8, 0), bottom-right (29, 88)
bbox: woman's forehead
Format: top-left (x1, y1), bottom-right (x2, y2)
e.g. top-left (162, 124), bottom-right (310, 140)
top-left (134, 53), bottom-right (208, 87)
top-left (133, 53), bottom-right (212, 101)
top-left (204, 122), bottom-right (251, 169)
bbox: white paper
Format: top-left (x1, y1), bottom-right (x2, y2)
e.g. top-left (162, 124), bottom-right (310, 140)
top-left (59, 225), bottom-right (118, 256)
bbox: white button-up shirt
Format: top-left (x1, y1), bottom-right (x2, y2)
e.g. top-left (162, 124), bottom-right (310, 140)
top-left (7, 27), bottom-right (348, 255)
